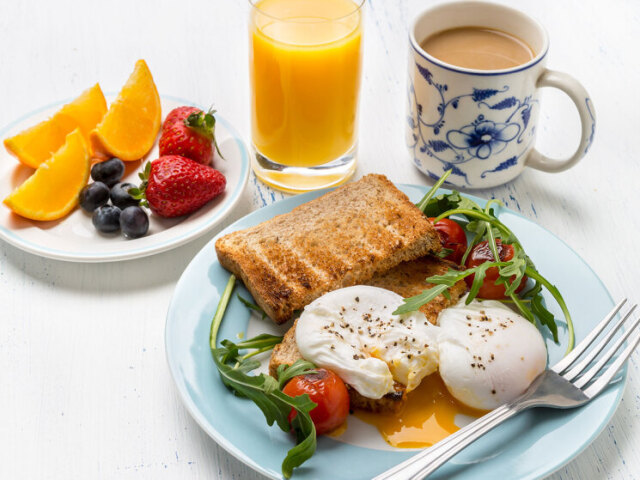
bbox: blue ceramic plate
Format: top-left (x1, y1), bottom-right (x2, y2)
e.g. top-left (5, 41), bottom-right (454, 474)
top-left (165, 184), bottom-right (625, 480)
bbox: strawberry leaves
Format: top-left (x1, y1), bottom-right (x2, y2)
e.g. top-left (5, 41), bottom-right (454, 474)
top-left (128, 161), bottom-right (151, 207)
top-left (209, 275), bottom-right (318, 479)
top-left (185, 108), bottom-right (224, 159)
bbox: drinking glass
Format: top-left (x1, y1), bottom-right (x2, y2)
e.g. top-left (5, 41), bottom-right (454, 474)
top-left (249, 0), bottom-right (364, 193)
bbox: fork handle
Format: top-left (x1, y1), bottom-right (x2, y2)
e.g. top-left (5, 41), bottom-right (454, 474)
top-left (373, 405), bottom-right (510, 479)
top-left (374, 406), bottom-right (521, 480)
top-left (411, 406), bottom-right (520, 479)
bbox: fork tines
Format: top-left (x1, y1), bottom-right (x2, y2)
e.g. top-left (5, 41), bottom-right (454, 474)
top-left (553, 298), bottom-right (640, 397)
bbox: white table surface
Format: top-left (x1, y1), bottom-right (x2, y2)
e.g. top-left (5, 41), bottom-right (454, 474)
top-left (1, 0), bottom-right (638, 479)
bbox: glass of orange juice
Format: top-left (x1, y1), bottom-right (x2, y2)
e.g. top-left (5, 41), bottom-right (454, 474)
top-left (249, 0), bottom-right (364, 193)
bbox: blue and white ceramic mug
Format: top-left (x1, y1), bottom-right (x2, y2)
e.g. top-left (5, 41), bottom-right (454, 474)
top-left (407, 1), bottom-right (596, 188)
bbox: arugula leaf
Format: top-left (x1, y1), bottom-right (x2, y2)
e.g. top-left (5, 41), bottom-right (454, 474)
top-left (233, 333), bottom-right (283, 351)
top-left (395, 259), bottom-right (572, 351)
top-left (421, 191), bottom-right (478, 217)
top-left (509, 292), bottom-right (535, 323)
top-left (484, 201), bottom-right (501, 261)
top-left (435, 247), bottom-right (455, 259)
top-left (531, 292), bottom-right (559, 342)
top-left (209, 275), bottom-right (319, 478)
top-left (277, 360), bottom-right (317, 390)
top-left (393, 284), bottom-right (451, 315)
top-left (467, 263), bottom-right (489, 301)
top-left (525, 268), bottom-right (569, 345)
top-left (226, 334), bottom-right (284, 363)
top-left (415, 169), bottom-right (452, 212)
top-left (212, 350), bottom-right (290, 429)
top-left (282, 398), bottom-right (317, 478)
top-left (393, 263), bottom-right (506, 314)
top-left (210, 274), bottom-right (238, 348)
top-left (405, 172), bottom-right (574, 354)
top-left (462, 220), bottom-right (486, 265)
top-left (237, 294), bottom-right (268, 320)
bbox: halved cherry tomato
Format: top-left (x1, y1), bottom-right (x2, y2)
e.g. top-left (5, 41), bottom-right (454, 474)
top-left (464, 239), bottom-right (527, 299)
top-left (428, 217), bottom-right (467, 264)
top-left (282, 368), bottom-right (349, 435)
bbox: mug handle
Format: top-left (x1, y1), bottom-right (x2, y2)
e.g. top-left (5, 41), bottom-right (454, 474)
top-left (526, 69), bottom-right (596, 172)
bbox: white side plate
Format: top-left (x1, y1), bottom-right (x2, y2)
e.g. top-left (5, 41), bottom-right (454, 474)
top-left (0, 95), bottom-right (249, 262)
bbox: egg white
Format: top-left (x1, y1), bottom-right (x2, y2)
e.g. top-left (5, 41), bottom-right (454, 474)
top-left (436, 295), bottom-right (548, 410)
top-left (296, 286), bottom-right (547, 410)
top-left (295, 286), bottom-right (440, 399)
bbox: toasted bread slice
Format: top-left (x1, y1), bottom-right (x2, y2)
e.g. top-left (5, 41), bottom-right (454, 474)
top-left (269, 255), bottom-right (467, 413)
top-left (216, 174), bottom-right (441, 324)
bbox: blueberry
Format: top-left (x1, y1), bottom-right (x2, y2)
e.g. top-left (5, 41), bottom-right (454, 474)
top-left (91, 158), bottom-right (125, 187)
top-left (110, 182), bottom-right (140, 209)
top-left (79, 182), bottom-right (110, 212)
top-left (92, 205), bottom-right (121, 233)
top-left (120, 206), bottom-right (149, 239)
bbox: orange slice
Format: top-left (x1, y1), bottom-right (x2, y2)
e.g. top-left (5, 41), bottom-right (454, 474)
top-left (90, 59), bottom-right (161, 161)
top-left (3, 129), bottom-right (90, 221)
top-left (3, 84), bottom-right (106, 168)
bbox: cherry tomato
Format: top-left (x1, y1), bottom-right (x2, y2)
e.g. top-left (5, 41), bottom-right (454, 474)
top-left (428, 217), bottom-right (468, 264)
top-left (464, 239), bottom-right (527, 299)
top-left (282, 368), bottom-right (350, 435)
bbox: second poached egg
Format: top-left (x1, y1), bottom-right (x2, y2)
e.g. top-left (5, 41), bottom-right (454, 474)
top-left (437, 295), bottom-right (548, 410)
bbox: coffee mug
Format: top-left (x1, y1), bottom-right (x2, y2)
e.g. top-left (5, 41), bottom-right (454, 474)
top-left (406, 1), bottom-right (596, 188)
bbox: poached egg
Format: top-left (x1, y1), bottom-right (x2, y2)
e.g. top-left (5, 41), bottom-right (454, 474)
top-left (295, 286), bottom-right (440, 399)
top-left (437, 295), bottom-right (548, 410)
top-left (296, 286), bottom-right (548, 447)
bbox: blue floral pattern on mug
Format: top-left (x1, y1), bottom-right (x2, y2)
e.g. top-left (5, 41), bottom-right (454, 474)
top-left (447, 117), bottom-right (520, 160)
top-left (407, 62), bottom-right (538, 185)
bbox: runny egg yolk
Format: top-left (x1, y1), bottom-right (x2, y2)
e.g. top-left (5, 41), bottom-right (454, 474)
top-left (354, 373), bottom-right (485, 448)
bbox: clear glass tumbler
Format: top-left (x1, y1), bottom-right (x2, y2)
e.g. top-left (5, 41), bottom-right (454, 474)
top-left (249, 0), bottom-right (364, 193)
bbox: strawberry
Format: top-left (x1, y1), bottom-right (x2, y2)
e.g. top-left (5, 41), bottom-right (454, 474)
top-left (162, 106), bottom-right (199, 131)
top-left (131, 155), bottom-right (226, 218)
top-left (159, 106), bottom-right (223, 166)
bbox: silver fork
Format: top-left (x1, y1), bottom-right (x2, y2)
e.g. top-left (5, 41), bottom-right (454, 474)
top-left (374, 299), bottom-right (639, 480)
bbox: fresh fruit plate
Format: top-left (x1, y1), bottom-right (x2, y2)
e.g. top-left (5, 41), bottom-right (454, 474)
top-left (0, 95), bottom-right (249, 262)
top-left (165, 184), bottom-right (625, 480)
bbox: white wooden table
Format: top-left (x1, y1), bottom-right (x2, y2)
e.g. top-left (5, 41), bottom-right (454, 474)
top-left (1, 0), bottom-right (638, 478)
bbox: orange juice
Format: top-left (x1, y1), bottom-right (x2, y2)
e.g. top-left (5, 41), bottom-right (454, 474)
top-left (250, 0), bottom-right (363, 169)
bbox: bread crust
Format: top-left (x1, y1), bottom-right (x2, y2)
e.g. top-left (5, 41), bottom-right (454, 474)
top-left (216, 174), bottom-right (441, 324)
